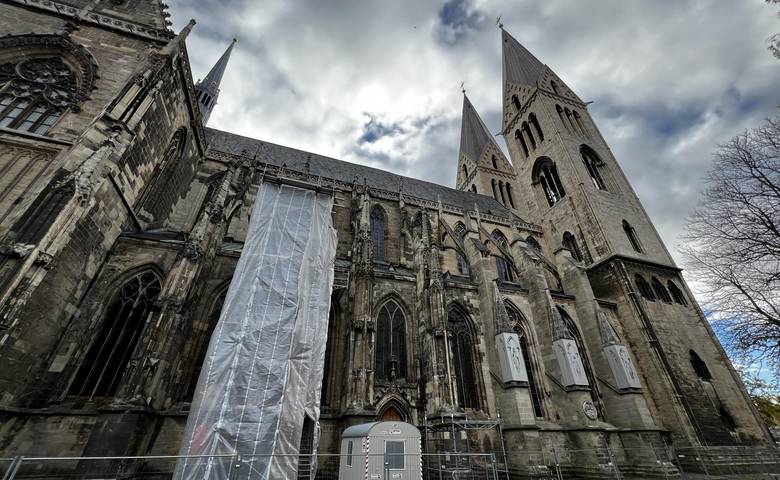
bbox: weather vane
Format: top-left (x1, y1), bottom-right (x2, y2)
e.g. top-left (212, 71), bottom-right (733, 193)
top-left (460, 81), bottom-right (466, 95)
top-left (496, 15), bottom-right (503, 29)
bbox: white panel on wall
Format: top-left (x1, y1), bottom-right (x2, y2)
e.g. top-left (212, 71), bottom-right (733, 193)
top-left (604, 344), bottom-right (642, 389)
top-left (553, 338), bottom-right (589, 387)
top-left (495, 332), bottom-right (528, 383)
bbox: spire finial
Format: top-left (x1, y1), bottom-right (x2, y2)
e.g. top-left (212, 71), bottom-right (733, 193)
top-left (460, 81), bottom-right (466, 95)
top-left (496, 15), bottom-right (503, 29)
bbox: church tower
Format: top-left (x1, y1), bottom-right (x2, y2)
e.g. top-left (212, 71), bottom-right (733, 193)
top-left (455, 94), bottom-right (518, 211)
top-left (497, 27), bottom-right (770, 446)
top-left (194, 38), bottom-right (236, 125)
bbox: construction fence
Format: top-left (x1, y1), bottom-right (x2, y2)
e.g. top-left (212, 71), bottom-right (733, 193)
top-left (1, 446), bottom-right (778, 479)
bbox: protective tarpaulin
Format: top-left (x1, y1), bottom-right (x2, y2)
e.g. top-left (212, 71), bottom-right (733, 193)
top-left (175, 182), bottom-right (336, 480)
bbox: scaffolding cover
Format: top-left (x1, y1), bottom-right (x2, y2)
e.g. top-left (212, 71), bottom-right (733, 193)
top-left (175, 182), bottom-right (336, 480)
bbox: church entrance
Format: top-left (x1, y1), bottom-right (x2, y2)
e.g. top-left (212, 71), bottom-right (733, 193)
top-left (380, 406), bottom-right (403, 421)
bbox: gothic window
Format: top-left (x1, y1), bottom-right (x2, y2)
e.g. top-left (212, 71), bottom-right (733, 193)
top-left (496, 256), bottom-right (515, 283)
top-left (375, 301), bottom-right (407, 380)
top-left (562, 231), bottom-right (583, 261)
top-left (69, 269), bottom-right (162, 399)
top-left (556, 105), bottom-right (568, 132)
top-left (491, 154), bottom-right (498, 170)
top-left (515, 129), bottom-right (529, 157)
top-left (506, 302), bottom-right (544, 418)
top-left (137, 128), bottom-right (189, 225)
top-left (492, 230), bottom-right (509, 250)
top-left (622, 220), bottom-right (643, 253)
top-left (635, 274), bottom-right (656, 301)
top-left (454, 222), bottom-right (467, 239)
top-left (526, 236), bottom-right (542, 251)
top-left (470, 184), bottom-right (477, 194)
top-left (511, 94), bottom-right (521, 111)
top-left (491, 178), bottom-right (499, 201)
top-left (456, 251), bottom-right (470, 276)
top-left (0, 57), bottom-right (78, 134)
top-left (550, 80), bottom-right (560, 95)
top-left (668, 281), bottom-right (688, 305)
top-left (689, 350), bottom-right (712, 381)
top-left (448, 308), bottom-right (479, 409)
top-left (533, 158), bottom-right (566, 207)
top-left (462, 164), bottom-right (468, 178)
top-left (651, 277), bottom-right (672, 303)
top-left (529, 113), bottom-right (544, 142)
top-left (498, 180), bottom-right (507, 205)
top-left (573, 111), bottom-right (588, 137)
top-left (186, 288), bottom-right (227, 400)
top-left (370, 205), bottom-right (386, 262)
top-left (558, 306), bottom-right (601, 413)
top-left (581, 146), bottom-right (607, 191)
top-left (506, 183), bottom-right (515, 208)
top-left (522, 122), bottom-right (537, 150)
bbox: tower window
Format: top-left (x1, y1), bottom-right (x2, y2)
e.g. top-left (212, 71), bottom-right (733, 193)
top-left (498, 180), bottom-right (507, 205)
top-left (573, 111), bottom-right (588, 137)
top-left (491, 178), bottom-right (499, 202)
top-left (581, 146), bottom-right (607, 191)
top-left (69, 269), bottom-right (162, 399)
top-left (622, 220), bottom-right (643, 253)
top-left (529, 113), bottom-right (544, 142)
top-left (689, 350), bottom-right (712, 381)
top-left (470, 184), bottom-right (477, 194)
top-left (370, 205), bottom-right (386, 262)
top-left (651, 277), bottom-right (672, 303)
top-left (375, 300), bottom-right (408, 380)
top-left (522, 122), bottom-right (537, 150)
top-left (448, 308), bottom-right (479, 409)
top-left (533, 158), bottom-right (566, 207)
top-left (462, 164), bottom-right (468, 178)
top-left (550, 80), bottom-right (560, 95)
top-left (668, 281), bottom-right (688, 305)
top-left (511, 94), bottom-right (521, 111)
top-left (515, 129), bottom-right (529, 157)
top-left (492, 154), bottom-right (498, 170)
top-left (0, 57), bottom-right (78, 135)
top-left (635, 274), bottom-right (655, 301)
top-left (505, 184), bottom-right (515, 208)
top-left (556, 105), bottom-right (569, 132)
top-left (562, 231), bottom-right (583, 262)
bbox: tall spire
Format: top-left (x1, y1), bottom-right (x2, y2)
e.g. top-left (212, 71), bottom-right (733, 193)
top-left (195, 38), bottom-right (237, 125)
top-left (459, 94), bottom-right (494, 164)
top-left (501, 29), bottom-right (545, 87)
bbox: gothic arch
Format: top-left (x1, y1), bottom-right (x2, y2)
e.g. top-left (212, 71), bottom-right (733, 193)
top-left (505, 300), bottom-right (545, 418)
top-left (370, 204), bottom-right (387, 262)
top-left (374, 294), bottom-right (411, 381)
top-left (376, 395), bottom-right (412, 422)
top-left (532, 157), bottom-right (566, 207)
top-left (446, 303), bottom-right (483, 409)
top-left (137, 127), bottom-right (190, 225)
top-left (580, 145), bottom-right (607, 191)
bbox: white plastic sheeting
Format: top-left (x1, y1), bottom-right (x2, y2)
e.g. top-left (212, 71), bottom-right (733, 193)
top-left (174, 182), bottom-right (336, 480)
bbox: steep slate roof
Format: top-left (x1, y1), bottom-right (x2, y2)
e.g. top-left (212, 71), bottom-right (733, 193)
top-left (502, 29), bottom-right (545, 87)
top-left (459, 95), bottom-right (495, 162)
top-left (205, 128), bottom-right (524, 221)
top-left (59, 0), bottom-right (170, 31)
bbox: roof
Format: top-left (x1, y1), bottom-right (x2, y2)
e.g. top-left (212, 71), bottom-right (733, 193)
top-left (205, 128), bottom-right (524, 221)
top-left (342, 422), bottom-right (379, 438)
top-left (502, 29), bottom-right (545, 87)
top-left (341, 422), bottom-right (420, 438)
top-left (459, 95), bottom-right (494, 162)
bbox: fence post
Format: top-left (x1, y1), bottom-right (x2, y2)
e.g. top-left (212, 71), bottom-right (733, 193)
top-left (2, 456), bottom-right (23, 480)
top-left (490, 452), bottom-right (498, 480)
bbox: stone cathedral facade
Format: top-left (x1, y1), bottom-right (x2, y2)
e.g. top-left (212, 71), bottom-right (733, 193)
top-left (0, 0), bottom-right (773, 476)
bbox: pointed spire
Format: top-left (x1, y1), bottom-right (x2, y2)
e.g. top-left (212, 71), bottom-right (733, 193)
top-left (501, 29), bottom-right (545, 87)
top-left (459, 94), bottom-right (494, 163)
top-left (195, 38), bottom-right (237, 125)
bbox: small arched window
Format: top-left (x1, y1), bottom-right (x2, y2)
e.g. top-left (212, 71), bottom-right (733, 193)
top-left (522, 122), bottom-right (537, 150)
top-left (623, 220), bottom-right (643, 253)
top-left (556, 105), bottom-right (568, 132)
top-left (69, 269), bottom-right (162, 399)
top-left (448, 308), bottom-right (479, 409)
top-left (562, 231), bottom-right (583, 261)
top-left (506, 302), bottom-right (544, 418)
top-left (564, 108), bottom-right (575, 133)
top-left (511, 94), bottom-right (521, 111)
top-left (491, 154), bottom-right (498, 170)
top-left (526, 236), bottom-right (542, 251)
top-left (689, 350), bottom-right (712, 381)
top-left (581, 146), bottom-right (606, 191)
top-left (550, 80), bottom-right (560, 95)
top-left (492, 230), bottom-right (515, 283)
top-left (533, 158), bottom-right (566, 207)
top-left (470, 184), bottom-right (477, 194)
top-left (573, 111), bottom-right (588, 137)
top-left (491, 178), bottom-right (499, 201)
top-left (375, 301), bottom-right (408, 380)
top-left (454, 222), bottom-right (467, 239)
top-left (651, 277), bottom-right (672, 303)
top-left (635, 274), bottom-right (655, 301)
top-left (515, 129), bottom-right (529, 157)
top-left (370, 206), bottom-right (386, 261)
top-left (0, 57), bottom-right (79, 134)
top-left (529, 113), bottom-right (544, 142)
top-left (668, 281), bottom-right (688, 305)
top-left (505, 184), bottom-right (515, 208)
top-left (456, 251), bottom-right (470, 276)
top-left (498, 180), bottom-right (507, 205)
top-left (462, 164), bottom-right (468, 178)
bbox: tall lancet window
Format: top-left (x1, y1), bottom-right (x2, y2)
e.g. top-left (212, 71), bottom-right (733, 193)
top-left (581, 147), bottom-right (607, 191)
top-left (0, 57), bottom-right (78, 134)
top-left (69, 269), bottom-right (162, 399)
top-left (506, 302), bottom-right (544, 418)
top-left (623, 220), bottom-right (643, 253)
top-left (448, 308), bottom-right (479, 409)
top-left (370, 205), bottom-right (385, 261)
top-left (562, 231), bottom-right (583, 262)
top-left (533, 158), bottom-right (566, 207)
top-left (375, 301), bottom-right (407, 380)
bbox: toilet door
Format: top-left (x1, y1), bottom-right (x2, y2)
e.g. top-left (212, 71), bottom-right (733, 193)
top-left (383, 439), bottom-right (406, 480)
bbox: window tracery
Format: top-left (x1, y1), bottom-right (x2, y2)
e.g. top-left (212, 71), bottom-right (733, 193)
top-left (375, 300), bottom-right (407, 380)
top-left (533, 158), bottom-right (566, 207)
top-left (448, 308), bottom-right (478, 409)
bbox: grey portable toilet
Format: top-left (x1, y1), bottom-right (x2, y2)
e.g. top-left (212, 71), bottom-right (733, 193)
top-left (338, 421), bottom-right (421, 480)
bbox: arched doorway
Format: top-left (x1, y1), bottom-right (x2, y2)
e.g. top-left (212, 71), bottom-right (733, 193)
top-left (381, 406), bottom-right (403, 421)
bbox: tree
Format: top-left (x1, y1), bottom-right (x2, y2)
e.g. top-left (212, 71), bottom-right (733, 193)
top-left (769, 0), bottom-right (780, 60)
top-left (681, 116), bottom-right (780, 383)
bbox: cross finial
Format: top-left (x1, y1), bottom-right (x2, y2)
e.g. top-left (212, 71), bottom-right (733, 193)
top-left (496, 16), bottom-right (503, 29)
top-left (460, 81), bottom-right (466, 95)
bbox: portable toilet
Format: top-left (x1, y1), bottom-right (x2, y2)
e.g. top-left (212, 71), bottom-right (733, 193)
top-left (338, 421), bottom-right (421, 480)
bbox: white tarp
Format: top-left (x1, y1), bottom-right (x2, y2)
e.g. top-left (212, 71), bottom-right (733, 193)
top-left (175, 182), bottom-right (336, 480)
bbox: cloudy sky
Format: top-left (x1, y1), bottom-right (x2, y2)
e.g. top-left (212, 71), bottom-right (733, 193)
top-left (169, 0), bottom-right (779, 268)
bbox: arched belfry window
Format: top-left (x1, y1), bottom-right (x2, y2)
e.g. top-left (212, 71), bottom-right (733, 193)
top-left (522, 122), bottom-right (537, 150)
top-left (0, 56), bottom-right (79, 134)
top-left (69, 269), bottom-right (162, 399)
top-left (668, 281), bottom-right (688, 305)
top-left (511, 94), bottom-right (521, 111)
top-left (555, 105), bottom-right (568, 132)
top-left (622, 220), bottom-right (643, 253)
top-left (635, 274), bottom-right (655, 301)
top-left (370, 205), bottom-right (386, 262)
top-left (515, 129), bottom-right (529, 157)
top-left (573, 111), bottom-right (588, 137)
top-left (562, 231), bottom-right (583, 261)
top-left (186, 288), bottom-right (227, 400)
top-left (651, 277), bottom-right (672, 303)
top-left (491, 154), bottom-right (498, 170)
top-left (532, 158), bottom-right (566, 207)
top-left (505, 183), bottom-right (515, 208)
top-left (448, 308), bottom-right (479, 409)
top-left (506, 302), bottom-right (544, 418)
top-left (581, 146), bottom-right (606, 191)
top-left (689, 350), bottom-right (712, 381)
top-left (529, 113), bottom-right (544, 142)
top-left (375, 301), bottom-right (407, 380)
top-left (462, 164), bottom-right (468, 178)
top-left (550, 80), bottom-right (560, 95)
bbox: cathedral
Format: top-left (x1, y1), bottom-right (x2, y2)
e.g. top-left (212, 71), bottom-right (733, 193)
top-left (0, 0), bottom-right (774, 477)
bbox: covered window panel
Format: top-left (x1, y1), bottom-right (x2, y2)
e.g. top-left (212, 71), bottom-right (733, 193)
top-left (69, 270), bottom-right (161, 399)
top-left (375, 301), bottom-right (407, 380)
top-left (506, 303), bottom-right (544, 418)
top-left (370, 206), bottom-right (385, 261)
